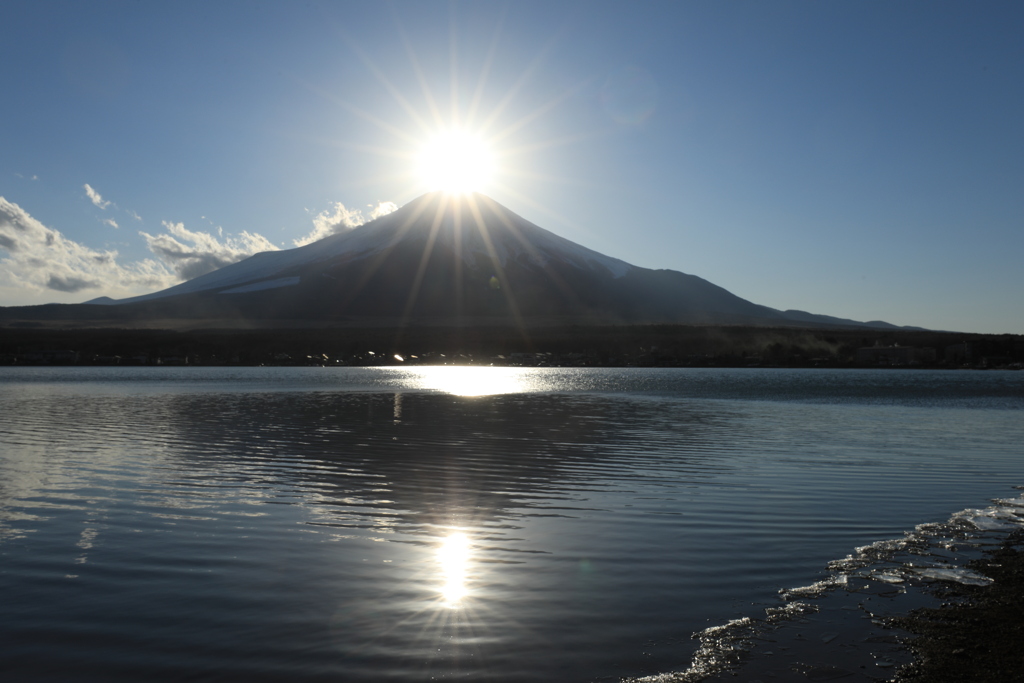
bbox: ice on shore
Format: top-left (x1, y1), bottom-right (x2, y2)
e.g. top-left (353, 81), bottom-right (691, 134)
top-left (908, 566), bottom-right (994, 586)
top-left (630, 487), bottom-right (1022, 683)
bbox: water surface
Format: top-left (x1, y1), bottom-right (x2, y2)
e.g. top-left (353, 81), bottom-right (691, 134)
top-left (1, 367), bottom-right (1022, 681)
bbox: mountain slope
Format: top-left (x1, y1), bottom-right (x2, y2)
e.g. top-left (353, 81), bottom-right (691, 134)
top-left (2, 192), bottom-right (918, 329)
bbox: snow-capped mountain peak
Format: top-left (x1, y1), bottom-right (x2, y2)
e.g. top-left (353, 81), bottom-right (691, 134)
top-left (73, 192), bottom-right (911, 331)
top-left (116, 192), bottom-right (631, 304)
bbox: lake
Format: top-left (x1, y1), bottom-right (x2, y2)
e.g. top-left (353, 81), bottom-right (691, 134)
top-left (1, 367), bottom-right (1022, 681)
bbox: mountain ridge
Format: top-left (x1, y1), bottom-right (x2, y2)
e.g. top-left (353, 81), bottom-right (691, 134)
top-left (1, 192), bottom-right (923, 331)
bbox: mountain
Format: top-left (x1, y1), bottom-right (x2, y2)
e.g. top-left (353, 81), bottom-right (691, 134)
top-left (1, 192), bottom-right (918, 329)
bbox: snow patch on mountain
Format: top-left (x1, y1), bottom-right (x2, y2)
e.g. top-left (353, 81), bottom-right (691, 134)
top-left (221, 276), bottom-right (301, 294)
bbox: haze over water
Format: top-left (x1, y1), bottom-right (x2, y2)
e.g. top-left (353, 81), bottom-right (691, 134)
top-left (2, 367), bottom-right (1022, 681)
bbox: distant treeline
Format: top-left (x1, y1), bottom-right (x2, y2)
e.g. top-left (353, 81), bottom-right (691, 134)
top-left (2, 325), bottom-right (1022, 368)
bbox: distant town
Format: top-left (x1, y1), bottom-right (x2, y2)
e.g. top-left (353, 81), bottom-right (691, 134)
top-left (2, 325), bottom-right (1021, 370)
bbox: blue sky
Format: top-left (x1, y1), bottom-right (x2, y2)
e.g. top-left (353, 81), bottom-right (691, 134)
top-left (3, 1), bottom-right (1022, 333)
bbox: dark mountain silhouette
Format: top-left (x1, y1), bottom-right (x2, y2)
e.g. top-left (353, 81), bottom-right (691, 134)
top-left (0, 192), bottom-right (919, 330)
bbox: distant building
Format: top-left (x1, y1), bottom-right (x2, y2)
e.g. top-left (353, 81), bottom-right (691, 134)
top-left (855, 345), bottom-right (936, 366)
top-left (944, 343), bottom-right (973, 364)
top-left (19, 350), bottom-right (79, 365)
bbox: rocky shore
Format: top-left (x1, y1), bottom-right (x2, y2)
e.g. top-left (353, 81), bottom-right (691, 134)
top-left (637, 493), bottom-right (1024, 683)
top-left (893, 529), bottom-right (1024, 682)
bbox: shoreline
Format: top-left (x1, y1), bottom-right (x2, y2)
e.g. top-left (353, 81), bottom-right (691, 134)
top-left (1, 324), bottom-right (1021, 370)
top-left (627, 492), bottom-right (1024, 683)
top-left (892, 529), bottom-right (1024, 682)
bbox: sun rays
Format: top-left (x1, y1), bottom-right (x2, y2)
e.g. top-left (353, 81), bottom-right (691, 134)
top-left (297, 20), bottom-right (599, 649)
top-left (299, 7), bottom-right (612, 349)
top-left (318, 5), bottom-right (597, 205)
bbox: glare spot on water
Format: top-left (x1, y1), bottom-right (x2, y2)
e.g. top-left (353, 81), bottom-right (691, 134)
top-left (438, 532), bottom-right (471, 605)
top-left (408, 367), bottom-right (535, 396)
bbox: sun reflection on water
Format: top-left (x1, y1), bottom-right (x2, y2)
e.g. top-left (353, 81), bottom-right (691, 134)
top-left (437, 532), bottom-right (471, 605)
top-left (407, 366), bottom-right (536, 396)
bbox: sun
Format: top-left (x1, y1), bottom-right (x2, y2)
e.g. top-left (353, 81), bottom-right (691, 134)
top-left (416, 129), bottom-right (494, 194)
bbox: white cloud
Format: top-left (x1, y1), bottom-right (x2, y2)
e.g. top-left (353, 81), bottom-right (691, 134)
top-left (294, 200), bottom-right (398, 247)
top-left (0, 196), bottom-right (174, 297)
top-left (369, 201), bottom-right (399, 220)
top-left (141, 220), bottom-right (279, 281)
top-left (127, 209), bottom-right (141, 221)
top-left (84, 183), bottom-right (111, 209)
top-left (370, 201), bottom-right (397, 220)
top-left (103, 218), bottom-right (119, 229)
top-left (0, 195), bottom-right (395, 305)
top-left (294, 203), bottom-right (364, 246)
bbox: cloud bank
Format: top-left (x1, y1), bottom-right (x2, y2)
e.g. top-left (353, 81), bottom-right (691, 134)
top-left (0, 195), bottom-right (400, 303)
top-left (142, 221), bottom-right (278, 281)
top-left (295, 200), bottom-right (398, 246)
top-left (0, 197), bottom-right (171, 295)
top-left (1, 198), bottom-right (284, 301)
